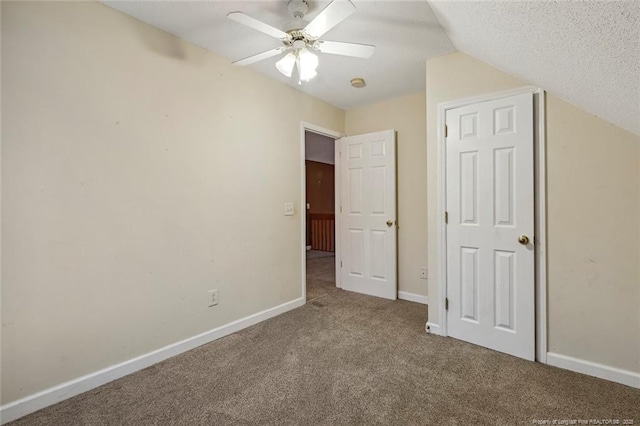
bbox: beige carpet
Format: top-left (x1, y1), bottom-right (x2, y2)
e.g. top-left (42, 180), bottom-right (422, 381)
top-left (9, 255), bottom-right (640, 425)
top-left (306, 251), bottom-right (336, 302)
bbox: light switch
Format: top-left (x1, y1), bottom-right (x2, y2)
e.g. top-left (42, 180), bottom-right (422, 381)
top-left (284, 202), bottom-right (294, 216)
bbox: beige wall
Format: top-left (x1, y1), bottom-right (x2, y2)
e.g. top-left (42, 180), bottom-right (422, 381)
top-left (1, 1), bottom-right (344, 404)
top-left (426, 52), bottom-right (640, 373)
top-left (345, 93), bottom-right (428, 297)
top-left (545, 97), bottom-right (639, 372)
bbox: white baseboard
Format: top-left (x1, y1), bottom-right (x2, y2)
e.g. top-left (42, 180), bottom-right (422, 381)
top-left (425, 322), bottom-right (441, 335)
top-left (398, 291), bottom-right (428, 305)
top-left (546, 352), bottom-right (640, 389)
top-left (0, 297), bottom-right (306, 425)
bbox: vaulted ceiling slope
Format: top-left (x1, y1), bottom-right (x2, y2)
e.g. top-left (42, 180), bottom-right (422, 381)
top-left (428, 0), bottom-right (640, 136)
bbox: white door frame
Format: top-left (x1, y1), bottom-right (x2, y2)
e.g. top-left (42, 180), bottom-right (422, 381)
top-left (300, 122), bottom-right (344, 301)
top-left (435, 86), bottom-right (548, 363)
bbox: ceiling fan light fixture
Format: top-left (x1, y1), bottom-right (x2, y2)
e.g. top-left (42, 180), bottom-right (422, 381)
top-left (276, 52), bottom-right (296, 77)
top-left (277, 49), bottom-right (317, 82)
top-left (297, 48), bottom-right (318, 82)
top-left (298, 48), bottom-right (318, 71)
top-left (299, 65), bottom-right (317, 82)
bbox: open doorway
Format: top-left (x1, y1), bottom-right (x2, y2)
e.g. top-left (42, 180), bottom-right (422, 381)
top-left (304, 130), bottom-right (337, 301)
top-left (301, 123), bottom-right (398, 303)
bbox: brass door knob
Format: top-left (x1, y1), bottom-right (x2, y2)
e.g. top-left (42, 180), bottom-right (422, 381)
top-left (518, 235), bottom-right (530, 245)
top-left (386, 220), bottom-right (393, 227)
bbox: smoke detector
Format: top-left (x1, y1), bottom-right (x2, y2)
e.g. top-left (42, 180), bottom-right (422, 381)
top-left (350, 78), bottom-right (366, 88)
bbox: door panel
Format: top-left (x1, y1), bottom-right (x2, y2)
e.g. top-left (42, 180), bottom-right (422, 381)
top-left (348, 229), bottom-right (364, 276)
top-left (494, 250), bottom-right (515, 330)
top-left (446, 92), bottom-right (534, 360)
top-left (340, 130), bottom-right (396, 300)
top-left (460, 151), bottom-right (479, 224)
top-left (460, 246), bottom-right (479, 322)
top-left (494, 148), bottom-right (515, 226)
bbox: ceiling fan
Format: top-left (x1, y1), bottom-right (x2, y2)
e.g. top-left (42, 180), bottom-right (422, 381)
top-left (227, 0), bottom-right (375, 84)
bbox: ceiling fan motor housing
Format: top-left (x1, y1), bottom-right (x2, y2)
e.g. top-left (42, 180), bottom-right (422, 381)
top-left (284, 30), bottom-right (314, 50)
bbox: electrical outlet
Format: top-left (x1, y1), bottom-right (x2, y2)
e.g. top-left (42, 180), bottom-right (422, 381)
top-left (419, 267), bottom-right (427, 279)
top-left (208, 289), bottom-right (218, 307)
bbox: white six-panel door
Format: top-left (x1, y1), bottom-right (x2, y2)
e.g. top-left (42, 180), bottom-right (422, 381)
top-left (446, 92), bottom-right (535, 360)
top-left (340, 130), bottom-right (397, 300)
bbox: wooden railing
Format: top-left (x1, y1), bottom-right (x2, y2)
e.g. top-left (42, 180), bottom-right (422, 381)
top-left (309, 213), bottom-right (335, 252)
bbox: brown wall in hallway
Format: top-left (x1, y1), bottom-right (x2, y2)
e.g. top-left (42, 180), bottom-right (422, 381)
top-left (305, 160), bottom-right (335, 214)
top-left (305, 160), bottom-right (335, 250)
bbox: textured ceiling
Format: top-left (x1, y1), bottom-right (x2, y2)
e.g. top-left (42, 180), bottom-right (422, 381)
top-left (428, 0), bottom-right (640, 136)
top-left (102, 1), bottom-right (455, 110)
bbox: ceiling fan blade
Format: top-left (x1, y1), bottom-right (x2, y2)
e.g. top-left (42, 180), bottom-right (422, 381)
top-left (232, 47), bottom-right (285, 66)
top-left (303, 0), bottom-right (356, 39)
top-left (227, 12), bottom-right (290, 40)
top-left (315, 41), bottom-right (375, 58)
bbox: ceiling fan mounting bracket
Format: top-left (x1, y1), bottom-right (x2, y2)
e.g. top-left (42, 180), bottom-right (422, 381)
top-left (287, 0), bottom-right (309, 20)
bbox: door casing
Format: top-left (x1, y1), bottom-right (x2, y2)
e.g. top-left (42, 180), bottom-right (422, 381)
top-left (433, 86), bottom-right (548, 363)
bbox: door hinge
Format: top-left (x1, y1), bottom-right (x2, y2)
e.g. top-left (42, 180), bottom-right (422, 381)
top-left (445, 298), bottom-right (449, 311)
top-left (444, 211), bottom-right (448, 224)
top-left (444, 124), bottom-right (448, 138)
top-left (340, 261), bottom-right (343, 268)
top-left (340, 206), bottom-right (343, 213)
